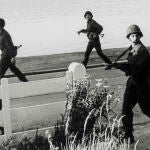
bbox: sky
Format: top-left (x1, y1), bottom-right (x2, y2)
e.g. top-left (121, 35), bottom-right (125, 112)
top-left (0, 0), bottom-right (150, 57)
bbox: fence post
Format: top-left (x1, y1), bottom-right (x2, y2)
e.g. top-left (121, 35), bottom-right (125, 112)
top-left (1, 78), bottom-right (12, 140)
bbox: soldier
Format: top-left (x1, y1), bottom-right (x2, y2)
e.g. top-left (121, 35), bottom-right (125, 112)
top-left (78, 11), bottom-right (112, 69)
top-left (114, 25), bottom-right (150, 144)
top-left (0, 18), bottom-right (28, 82)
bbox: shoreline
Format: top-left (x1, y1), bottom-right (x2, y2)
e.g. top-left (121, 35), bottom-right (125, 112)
top-left (18, 47), bottom-right (128, 58)
top-left (16, 46), bottom-right (150, 71)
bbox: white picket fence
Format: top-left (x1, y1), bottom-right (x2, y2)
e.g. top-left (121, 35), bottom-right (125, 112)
top-left (0, 62), bottom-right (87, 142)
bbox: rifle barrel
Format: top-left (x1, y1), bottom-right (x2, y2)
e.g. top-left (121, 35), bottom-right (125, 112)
top-left (17, 45), bottom-right (22, 49)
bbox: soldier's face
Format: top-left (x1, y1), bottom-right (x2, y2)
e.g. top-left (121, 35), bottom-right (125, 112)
top-left (85, 14), bottom-right (92, 21)
top-left (129, 33), bottom-right (141, 43)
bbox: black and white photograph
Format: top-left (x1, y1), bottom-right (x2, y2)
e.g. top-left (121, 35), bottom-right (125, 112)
top-left (0, 0), bottom-right (150, 149)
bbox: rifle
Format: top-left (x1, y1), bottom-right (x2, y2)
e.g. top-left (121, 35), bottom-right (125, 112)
top-left (11, 45), bottom-right (23, 64)
top-left (17, 44), bottom-right (22, 49)
top-left (100, 33), bottom-right (104, 37)
top-left (106, 46), bottom-right (131, 70)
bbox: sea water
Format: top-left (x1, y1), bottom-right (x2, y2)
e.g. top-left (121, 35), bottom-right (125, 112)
top-left (0, 0), bottom-right (150, 56)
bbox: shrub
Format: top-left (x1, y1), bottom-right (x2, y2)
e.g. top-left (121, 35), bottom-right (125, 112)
top-left (65, 78), bottom-right (120, 139)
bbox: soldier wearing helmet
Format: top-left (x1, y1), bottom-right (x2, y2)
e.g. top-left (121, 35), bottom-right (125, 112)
top-left (77, 11), bottom-right (112, 68)
top-left (84, 11), bottom-right (93, 18)
top-left (0, 18), bottom-right (28, 82)
top-left (126, 25), bottom-right (143, 38)
top-left (113, 25), bottom-right (150, 144)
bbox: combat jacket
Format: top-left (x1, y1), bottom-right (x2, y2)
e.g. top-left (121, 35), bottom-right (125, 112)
top-left (0, 29), bottom-right (17, 57)
top-left (80, 19), bottom-right (103, 41)
top-left (117, 42), bottom-right (150, 80)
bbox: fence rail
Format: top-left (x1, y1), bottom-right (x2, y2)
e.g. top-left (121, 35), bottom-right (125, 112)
top-left (0, 62), bottom-right (88, 143)
top-left (0, 61), bottom-right (127, 143)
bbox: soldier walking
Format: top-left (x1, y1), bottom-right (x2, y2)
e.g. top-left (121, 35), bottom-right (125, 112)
top-left (78, 11), bottom-right (112, 69)
top-left (113, 25), bottom-right (150, 144)
top-left (0, 18), bottom-right (28, 82)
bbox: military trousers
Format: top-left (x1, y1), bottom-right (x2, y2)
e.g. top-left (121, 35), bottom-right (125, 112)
top-left (0, 55), bottom-right (28, 82)
top-left (82, 39), bottom-right (112, 67)
top-left (122, 76), bottom-right (150, 135)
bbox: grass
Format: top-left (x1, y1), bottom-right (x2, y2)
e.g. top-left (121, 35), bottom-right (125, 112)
top-left (63, 78), bottom-right (139, 150)
top-left (0, 77), bottom-right (140, 150)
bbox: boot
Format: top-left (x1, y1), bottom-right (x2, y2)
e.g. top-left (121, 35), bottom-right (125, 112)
top-left (120, 133), bottom-right (134, 144)
top-left (105, 64), bottom-right (113, 70)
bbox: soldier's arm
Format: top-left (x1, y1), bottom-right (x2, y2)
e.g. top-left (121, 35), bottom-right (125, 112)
top-left (4, 32), bottom-right (17, 58)
top-left (3, 32), bottom-right (14, 50)
top-left (132, 47), bottom-right (150, 74)
top-left (93, 21), bottom-right (103, 35)
top-left (78, 29), bottom-right (88, 34)
top-left (114, 62), bottom-right (130, 76)
top-left (136, 47), bottom-right (150, 66)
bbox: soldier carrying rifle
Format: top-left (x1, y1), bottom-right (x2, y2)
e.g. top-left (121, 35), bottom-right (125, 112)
top-left (78, 11), bottom-right (112, 69)
top-left (108, 25), bottom-right (150, 144)
top-left (0, 18), bottom-right (28, 82)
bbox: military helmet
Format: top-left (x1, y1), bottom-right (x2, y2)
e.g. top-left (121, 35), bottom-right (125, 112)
top-left (84, 11), bottom-right (93, 18)
top-left (0, 18), bottom-right (5, 28)
top-left (126, 25), bottom-right (143, 38)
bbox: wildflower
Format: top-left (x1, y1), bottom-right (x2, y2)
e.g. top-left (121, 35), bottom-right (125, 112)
top-left (96, 82), bottom-right (103, 88)
top-left (95, 79), bottom-right (103, 88)
top-left (114, 98), bottom-right (120, 102)
top-left (91, 89), bottom-right (95, 95)
top-left (103, 85), bottom-right (110, 89)
top-left (118, 85), bottom-right (123, 89)
top-left (45, 130), bottom-right (50, 137)
top-left (45, 130), bottom-right (53, 142)
top-left (95, 79), bottom-right (103, 83)
top-left (107, 94), bottom-right (113, 101)
top-left (45, 130), bottom-right (56, 150)
top-left (104, 78), bottom-right (108, 84)
top-left (23, 133), bottom-right (28, 138)
top-left (67, 102), bottom-right (72, 110)
top-left (84, 74), bottom-right (91, 79)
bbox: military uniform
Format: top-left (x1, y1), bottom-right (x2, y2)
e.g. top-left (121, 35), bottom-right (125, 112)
top-left (0, 28), bottom-right (28, 82)
top-left (79, 11), bottom-right (112, 67)
top-left (116, 42), bottom-right (150, 141)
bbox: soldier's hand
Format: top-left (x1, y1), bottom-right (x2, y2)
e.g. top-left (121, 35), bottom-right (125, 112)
top-left (77, 31), bottom-right (81, 35)
top-left (105, 64), bottom-right (113, 70)
top-left (11, 58), bottom-right (16, 64)
top-left (100, 34), bottom-right (104, 37)
top-left (113, 62), bottom-right (121, 69)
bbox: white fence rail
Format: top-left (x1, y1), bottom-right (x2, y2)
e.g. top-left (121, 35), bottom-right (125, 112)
top-left (0, 62), bottom-right (87, 142)
top-left (0, 77), bottom-right (66, 99)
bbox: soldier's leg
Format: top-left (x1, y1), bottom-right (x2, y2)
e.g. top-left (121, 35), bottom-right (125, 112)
top-left (0, 55), bottom-right (11, 79)
top-left (137, 81), bottom-right (150, 117)
top-left (122, 80), bottom-right (137, 143)
top-left (94, 40), bottom-right (112, 64)
top-left (82, 42), bottom-right (93, 67)
top-left (9, 63), bottom-right (28, 82)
